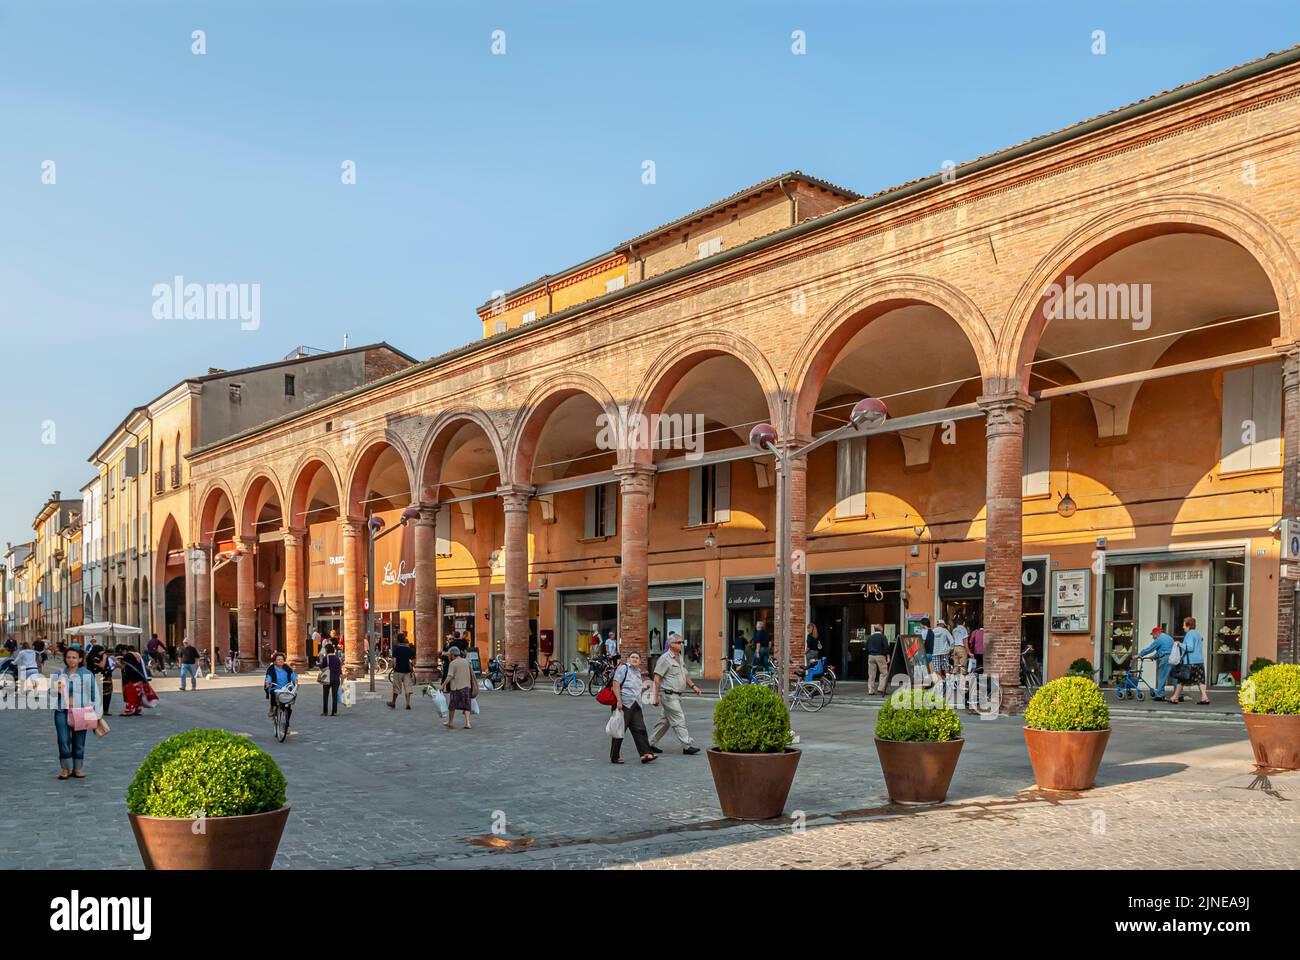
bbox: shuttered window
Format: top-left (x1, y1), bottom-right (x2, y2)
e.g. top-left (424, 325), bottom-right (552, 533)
top-left (1022, 400), bottom-right (1051, 497)
top-left (584, 483), bottom-right (618, 538)
top-left (687, 463), bottom-right (730, 525)
top-left (1221, 362), bottom-right (1281, 473)
top-left (834, 436), bottom-right (867, 518)
top-left (435, 508), bottom-right (452, 558)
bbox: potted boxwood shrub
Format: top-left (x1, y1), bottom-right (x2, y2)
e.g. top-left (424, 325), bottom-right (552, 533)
top-left (1239, 663), bottom-right (1300, 770)
top-left (127, 728), bottom-right (290, 870)
top-left (874, 687), bottom-right (963, 804)
top-left (707, 685), bottom-right (799, 820)
top-left (1023, 676), bottom-right (1110, 791)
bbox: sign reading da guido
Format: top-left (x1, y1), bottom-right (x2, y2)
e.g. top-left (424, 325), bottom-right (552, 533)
top-left (938, 560), bottom-right (1046, 598)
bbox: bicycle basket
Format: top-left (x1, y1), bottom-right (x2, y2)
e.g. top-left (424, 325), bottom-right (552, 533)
top-left (275, 685), bottom-right (298, 705)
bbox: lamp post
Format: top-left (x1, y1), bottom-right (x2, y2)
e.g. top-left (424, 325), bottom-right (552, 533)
top-left (749, 397), bottom-right (888, 699)
top-left (366, 506), bottom-right (422, 693)
top-left (208, 547), bottom-right (243, 678)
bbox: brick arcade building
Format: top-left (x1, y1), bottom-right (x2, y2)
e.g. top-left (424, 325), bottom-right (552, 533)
top-left (187, 48), bottom-right (1300, 711)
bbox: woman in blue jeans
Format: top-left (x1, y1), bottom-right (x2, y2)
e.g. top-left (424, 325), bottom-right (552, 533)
top-left (319, 642), bottom-right (342, 716)
top-left (52, 646), bottom-right (101, 780)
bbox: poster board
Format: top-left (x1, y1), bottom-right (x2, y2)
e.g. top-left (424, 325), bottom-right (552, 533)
top-left (1050, 568), bottom-right (1091, 632)
top-left (886, 631), bottom-right (930, 687)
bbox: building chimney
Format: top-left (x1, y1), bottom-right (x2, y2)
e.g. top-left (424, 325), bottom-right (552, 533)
top-left (343, 334), bottom-right (349, 350)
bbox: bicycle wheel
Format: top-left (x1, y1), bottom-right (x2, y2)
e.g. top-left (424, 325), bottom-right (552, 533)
top-left (794, 682), bottom-right (826, 712)
top-left (818, 677), bottom-right (835, 704)
top-left (273, 707), bottom-right (288, 742)
top-left (515, 669), bottom-right (535, 692)
top-left (568, 677), bottom-right (587, 697)
top-left (588, 670), bottom-right (606, 695)
top-left (718, 672), bottom-right (737, 698)
top-left (553, 676), bottom-right (566, 695)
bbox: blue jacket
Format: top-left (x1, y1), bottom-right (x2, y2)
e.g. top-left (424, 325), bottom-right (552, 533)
top-left (1139, 632), bottom-right (1174, 660)
top-left (1180, 629), bottom-right (1205, 665)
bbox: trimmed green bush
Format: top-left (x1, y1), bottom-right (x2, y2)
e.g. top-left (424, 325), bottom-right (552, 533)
top-left (1024, 676), bottom-right (1110, 732)
top-left (875, 687), bottom-right (962, 742)
top-left (712, 685), bottom-right (793, 753)
top-left (1239, 663), bottom-right (1300, 715)
top-left (126, 729), bottom-right (286, 818)
top-left (1066, 658), bottom-right (1095, 677)
top-left (1248, 656), bottom-right (1274, 677)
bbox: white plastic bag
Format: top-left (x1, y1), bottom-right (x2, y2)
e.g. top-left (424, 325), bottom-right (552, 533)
top-left (340, 680), bottom-right (356, 708)
top-left (470, 698), bottom-right (480, 716)
top-left (431, 688), bottom-right (448, 719)
top-left (605, 710), bottom-right (625, 739)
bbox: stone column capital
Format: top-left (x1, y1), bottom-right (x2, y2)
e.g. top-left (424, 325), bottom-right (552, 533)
top-left (614, 462), bottom-right (656, 495)
top-left (415, 502), bottom-right (441, 526)
top-left (339, 516), bottom-right (365, 538)
top-left (233, 536), bottom-right (257, 555)
top-left (281, 527), bottom-right (307, 545)
top-left (977, 392), bottom-right (1035, 435)
top-left (497, 483), bottom-right (533, 513)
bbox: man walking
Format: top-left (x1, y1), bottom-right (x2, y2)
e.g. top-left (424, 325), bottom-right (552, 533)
top-left (931, 619), bottom-right (955, 680)
top-left (604, 629), bottom-right (619, 661)
top-left (752, 620), bottom-right (771, 671)
top-left (866, 624), bottom-right (890, 695)
top-left (650, 633), bottom-right (702, 755)
top-left (179, 640), bottom-right (199, 691)
top-left (387, 631), bottom-right (416, 710)
top-left (1139, 625), bottom-right (1176, 701)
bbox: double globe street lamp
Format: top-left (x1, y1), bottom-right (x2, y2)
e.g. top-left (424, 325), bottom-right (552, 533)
top-left (748, 396), bottom-right (888, 698)
top-left (364, 505), bottom-right (422, 692)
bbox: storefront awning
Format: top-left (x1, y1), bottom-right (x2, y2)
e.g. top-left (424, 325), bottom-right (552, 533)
top-left (1104, 547), bottom-right (1244, 566)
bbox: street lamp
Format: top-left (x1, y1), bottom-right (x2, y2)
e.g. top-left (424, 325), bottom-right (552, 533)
top-left (364, 505), bottom-right (422, 692)
top-left (208, 547), bottom-right (243, 678)
top-left (750, 396), bottom-right (889, 699)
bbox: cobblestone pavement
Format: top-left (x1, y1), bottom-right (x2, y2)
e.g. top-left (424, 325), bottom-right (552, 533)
top-left (2, 671), bottom-right (1294, 870)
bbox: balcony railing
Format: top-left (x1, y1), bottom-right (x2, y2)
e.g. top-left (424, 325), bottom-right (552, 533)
top-left (170, 465), bottom-right (181, 489)
top-left (154, 471), bottom-right (165, 495)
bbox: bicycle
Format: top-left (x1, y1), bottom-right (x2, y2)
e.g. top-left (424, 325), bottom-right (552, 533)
top-left (533, 653), bottom-right (562, 678)
top-left (553, 661), bottom-right (588, 696)
top-left (788, 678), bottom-right (827, 713)
top-left (797, 657), bottom-right (834, 704)
top-left (269, 682), bottom-right (297, 742)
top-left (1020, 644), bottom-right (1043, 694)
top-left (717, 657), bottom-right (777, 697)
top-left (486, 657), bottom-right (535, 691)
top-left (587, 656), bottom-right (614, 697)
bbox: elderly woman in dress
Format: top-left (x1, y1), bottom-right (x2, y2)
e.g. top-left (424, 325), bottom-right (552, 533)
top-left (439, 646), bottom-right (477, 730)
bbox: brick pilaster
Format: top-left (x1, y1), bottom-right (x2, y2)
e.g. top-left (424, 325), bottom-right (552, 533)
top-left (774, 439), bottom-right (809, 674)
top-left (341, 517), bottom-right (366, 678)
top-left (283, 527), bottom-right (307, 670)
top-left (234, 537), bottom-right (258, 670)
top-left (498, 484), bottom-right (532, 672)
top-left (1276, 346), bottom-right (1300, 664)
top-left (615, 463), bottom-right (655, 665)
top-left (191, 544), bottom-right (211, 662)
top-left (978, 393), bottom-right (1034, 714)
top-left (414, 504), bottom-right (440, 680)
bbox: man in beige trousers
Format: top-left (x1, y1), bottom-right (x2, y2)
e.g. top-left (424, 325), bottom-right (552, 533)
top-left (650, 633), bottom-right (702, 755)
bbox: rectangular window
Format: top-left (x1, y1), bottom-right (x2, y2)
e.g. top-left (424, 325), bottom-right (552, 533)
top-left (1022, 400), bottom-right (1051, 497)
top-left (583, 483), bottom-right (618, 538)
top-left (687, 462), bottom-right (731, 525)
top-left (494, 320), bottom-right (507, 334)
top-left (605, 275), bottom-right (626, 294)
top-left (835, 436), bottom-right (868, 518)
top-left (522, 310), bottom-right (537, 324)
top-left (284, 374), bottom-right (296, 397)
top-left (1221, 362), bottom-right (1281, 472)
top-left (435, 509), bottom-right (451, 558)
top-left (229, 383), bottom-right (242, 403)
top-left (696, 237), bottom-right (723, 260)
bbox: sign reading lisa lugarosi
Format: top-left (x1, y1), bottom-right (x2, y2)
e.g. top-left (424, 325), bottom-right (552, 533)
top-left (937, 559), bottom-right (1046, 598)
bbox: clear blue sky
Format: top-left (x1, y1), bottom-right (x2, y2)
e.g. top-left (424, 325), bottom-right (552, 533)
top-left (2, 0), bottom-right (1298, 543)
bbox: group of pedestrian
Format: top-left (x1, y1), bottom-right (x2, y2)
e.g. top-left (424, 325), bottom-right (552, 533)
top-left (1137, 617), bottom-right (1210, 704)
top-left (607, 632), bottom-right (702, 764)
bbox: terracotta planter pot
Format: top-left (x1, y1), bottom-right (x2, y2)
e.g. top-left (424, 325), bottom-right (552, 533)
top-left (875, 737), bottom-right (963, 804)
top-left (1023, 727), bottom-right (1110, 791)
top-left (129, 806), bottom-right (290, 870)
top-left (707, 748), bottom-right (801, 820)
top-left (1243, 713), bottom-right (1300, 770)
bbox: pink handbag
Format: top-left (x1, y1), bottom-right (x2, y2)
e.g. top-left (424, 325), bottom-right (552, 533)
top-left (69, 706), bottom-right (98, 732)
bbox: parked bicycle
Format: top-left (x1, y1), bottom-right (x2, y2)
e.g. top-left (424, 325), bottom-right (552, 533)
top-left (1020, 644), bottom-right (1043, 693)
top-left (485, 656), bottom-right (535, 691)
top-left (533, 652), bottom-right (562, 678)
top-left (797, 657), bottom-right (834, 704)
top-left (552, 661), bottom-right (588, 696)
top-left (587, 655), bottom-right (614, 697)
top-left (717, 657), bottom-right (778, 698)
top-left (788, 677), bottom-right (827, 712)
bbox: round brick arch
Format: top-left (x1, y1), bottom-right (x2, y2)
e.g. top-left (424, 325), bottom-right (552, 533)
top-left (238, 470), bottom-right (287, 540)
top-left (507, 372), bottom-right (620, 484)
top-left (343, 431), bottom-right (417, 518)
top-left (626, 331), bottom-right (782, 466)
top-left (286, 451), bottom-right (344, 530)
top-left (196, 479), bottom-right (239, 546)
top-left (1000, 192), bottom-right (1300, 391)
top-left (415, 407), bottom-right (507, 499)
top-left (789, 275), bottom-right (997, 439)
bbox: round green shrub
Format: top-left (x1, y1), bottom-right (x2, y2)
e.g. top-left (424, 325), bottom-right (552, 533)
top-left (126, 728), bottom-right (286, 818)
top-left (1023, 676), bottom-right (1109, 731)
top-left (712, 685), bottom-right (793, 753)
top-left (1066, 658), bottom-right (1095, 677)
top-left (875, 687), bottom-right (962, 742)
top-left (1239, 663), bottom-right (1300, 715)
top-left (1248, 656), bottom-right (1274, 676)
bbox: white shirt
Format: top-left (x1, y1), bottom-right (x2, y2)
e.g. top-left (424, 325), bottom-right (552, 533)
top-left (605, 636), bottom-right (618, 657)
top-left (14, 648), bottom-right (39, 678)
top-left (952, 625), bottom-right (969, 648)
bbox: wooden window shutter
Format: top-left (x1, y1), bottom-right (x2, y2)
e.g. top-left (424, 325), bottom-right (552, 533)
top-left (602, 482), bottom-right (618, 537)
top-left (713, 461), bottom-right (731, 523)
top-left (687, 467), bottom-right (702, 527)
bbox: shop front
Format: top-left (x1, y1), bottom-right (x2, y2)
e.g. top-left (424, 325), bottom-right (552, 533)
top-left (490, 592), bottom-right (539, 663)
top-left (647, 581), bottom-right (704, 678)
top-left (809, 568), bottom-right (904, 680)
top-left (306, 519), bottom-right (344, 660)
top-left (442, 595), bottom-right (478, 650)
top-left (558, 586), bottom-right (618, 666)
top-left (725, 578), bottom-right (773, 662)
top-left (1101, 547), bottom-right (1247, 688)
top-left (937, 558), bottom-right (1047, 671)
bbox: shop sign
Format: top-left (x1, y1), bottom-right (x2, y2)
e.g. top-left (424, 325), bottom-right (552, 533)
top-left (938, 560), bottom-right (1046, 598)
top-left (726, 582), bottom-right (774, 608)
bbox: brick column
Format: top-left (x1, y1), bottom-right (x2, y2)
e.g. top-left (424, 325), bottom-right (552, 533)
top-left (616, 464), bottom-right (655, 665)
top-left (283, 527), bottom-right (307, 670)
top-left (414, 504), bottom-right (440, 680)
top-left (1276, 347), bottom-right (1300, 664)
top-left (341, 517), bottom-right (366, 678)
top-left (234, 537), bottom-right (258, 670)
top-left (499, 485), bottom-right (531, 672)
top-left (774, 441), bottom-right (809, 674)
top-left (192, 544), bottom-right (210, 659)
top-left (979, 392), bottom-right (1034, 714)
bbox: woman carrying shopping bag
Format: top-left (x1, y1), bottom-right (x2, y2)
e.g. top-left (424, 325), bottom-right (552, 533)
top-left (318, 642), bottom-right (343, 716)
top-left (51, 646), bottom-right (102, 780)
top-left (609, 651), bottom-right (655, 765)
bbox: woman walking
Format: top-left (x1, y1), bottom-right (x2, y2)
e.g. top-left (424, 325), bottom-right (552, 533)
top-left (1169, 616), bottom-right (1211, 705)
top-left (609, 651), bottom-right (656, 765)
top-left (52, 646), bottom-right (101, 780)
top-left (119, 645), bottom-right (148, 717)
top-left (85, 643), bottom-right (115, 716)
top-left (439, 646), bottom-right (476, 729)
top-left (319, 642), bottom-right (342, 716)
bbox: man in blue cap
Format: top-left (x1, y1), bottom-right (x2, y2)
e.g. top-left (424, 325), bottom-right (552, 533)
top-left (1138, 625), bottom-right (1175, 701)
